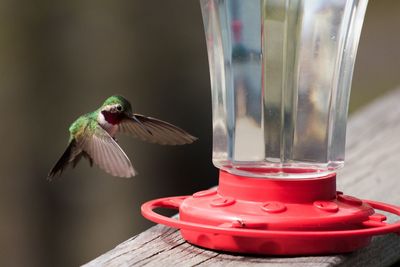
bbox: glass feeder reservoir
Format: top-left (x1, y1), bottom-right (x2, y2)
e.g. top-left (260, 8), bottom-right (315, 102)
top-left (142, 0), bottom-right (400, 255)
top-left (207, 0), bottom-right (361, 179)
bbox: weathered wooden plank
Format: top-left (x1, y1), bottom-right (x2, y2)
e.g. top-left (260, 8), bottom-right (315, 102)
top-left (84, 89), bottom-right (400, 267)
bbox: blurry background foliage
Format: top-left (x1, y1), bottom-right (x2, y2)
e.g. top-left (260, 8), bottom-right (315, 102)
top-left (0, 1), bottom-right (399, 266)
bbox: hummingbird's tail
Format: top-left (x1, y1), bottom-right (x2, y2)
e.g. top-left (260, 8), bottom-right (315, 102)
top-left (47, 140), bottom-right (78, 180)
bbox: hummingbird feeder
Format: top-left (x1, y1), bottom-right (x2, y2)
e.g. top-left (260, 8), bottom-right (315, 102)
top-left (142, 0), bottom-right (400, 255)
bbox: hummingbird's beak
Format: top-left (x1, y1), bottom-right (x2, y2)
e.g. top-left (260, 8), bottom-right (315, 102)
top-left (130, 114), bottom-right (153, 136)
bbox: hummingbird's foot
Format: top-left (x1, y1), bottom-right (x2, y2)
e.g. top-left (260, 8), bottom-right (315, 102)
top-left (113, 137), bottom-right (118, 142)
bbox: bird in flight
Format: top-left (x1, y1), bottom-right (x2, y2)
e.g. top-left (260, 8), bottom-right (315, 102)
top-left (48, 95), bottom-right (197, 179)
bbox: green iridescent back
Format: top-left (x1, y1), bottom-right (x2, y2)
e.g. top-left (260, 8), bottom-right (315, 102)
top-left (68, 111), bottom-right (98, 142)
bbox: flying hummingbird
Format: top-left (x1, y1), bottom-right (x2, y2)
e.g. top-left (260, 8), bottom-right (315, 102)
top-left (48, 95), bottom-right (197, 179)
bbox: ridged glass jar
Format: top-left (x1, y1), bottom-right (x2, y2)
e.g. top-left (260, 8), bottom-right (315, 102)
top-left (200, 0), bottom-right (368, 178)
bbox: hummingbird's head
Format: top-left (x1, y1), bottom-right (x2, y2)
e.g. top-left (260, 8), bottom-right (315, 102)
top-left (99, 95), bottom-right (133, 125)
top-left (101, 95), bottom-right (133, 115)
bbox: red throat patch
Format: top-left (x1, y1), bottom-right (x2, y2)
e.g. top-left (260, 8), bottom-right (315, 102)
top-left (102, 111), bottom-right (123, 125)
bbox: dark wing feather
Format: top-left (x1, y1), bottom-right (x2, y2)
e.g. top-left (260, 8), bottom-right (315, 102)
top-left (119, 114), bottom-right (197, 145)
top-left (82, 125), bottom-right (136, 178)
top-left (48, 139), bottom-right (80, 180)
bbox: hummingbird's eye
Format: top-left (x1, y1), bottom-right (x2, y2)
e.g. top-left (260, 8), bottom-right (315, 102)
top-left (116, 105), bottom-right (122, 111)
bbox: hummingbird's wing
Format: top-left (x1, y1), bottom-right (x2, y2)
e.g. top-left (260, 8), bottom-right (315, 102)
top-left (118, 114), bottom-right (197, 145)
top-left (82, 125), bottom-right (136, 178)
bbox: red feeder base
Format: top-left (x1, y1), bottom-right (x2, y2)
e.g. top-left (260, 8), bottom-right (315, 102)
top-left (141, 170), bottom-right (400, 255)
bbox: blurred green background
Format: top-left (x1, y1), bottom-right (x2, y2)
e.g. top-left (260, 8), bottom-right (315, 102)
top-left (0, 1), bottom-right (399, 266)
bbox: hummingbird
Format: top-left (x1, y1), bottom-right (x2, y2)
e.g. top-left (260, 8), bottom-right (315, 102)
top-left (48, 95), bottom-right (197, 179)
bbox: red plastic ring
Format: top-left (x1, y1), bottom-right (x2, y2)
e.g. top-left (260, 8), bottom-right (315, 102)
top-left (141, 196), bottom-right (400, 238)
